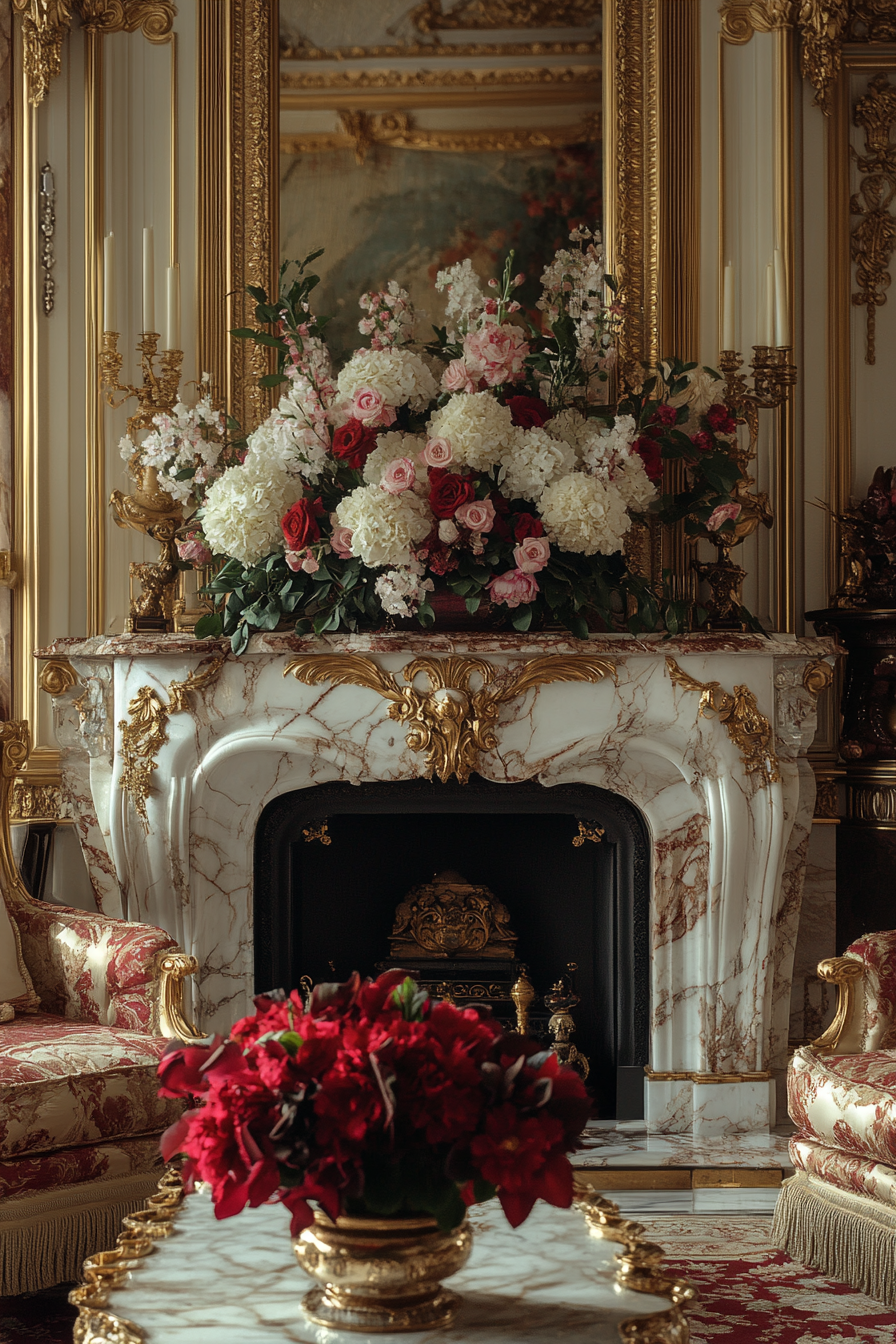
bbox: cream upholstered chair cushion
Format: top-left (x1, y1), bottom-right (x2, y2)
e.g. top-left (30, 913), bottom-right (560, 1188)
top-left (0, 881), bottom-right (38, 1016)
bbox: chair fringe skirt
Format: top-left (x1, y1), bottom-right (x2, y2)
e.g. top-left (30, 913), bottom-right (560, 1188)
top-left (772, 1170), bottom-right (896, 1308)
top-left (0, 1172), bottom-right (160, 1295)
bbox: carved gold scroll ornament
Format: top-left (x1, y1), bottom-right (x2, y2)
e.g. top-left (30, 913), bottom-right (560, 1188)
top-left (720, 0), bottom-right (848, 115)
top-left (12, 0), bottom-right (174, 104)
top-left (665, 657), bottom-right (780, 787)
top-left (284, 654), bottom-right (616, 785)
top-left (850, 72), bottom-right (896, 366)
top-left (119, 656), bottom-right (225, 824)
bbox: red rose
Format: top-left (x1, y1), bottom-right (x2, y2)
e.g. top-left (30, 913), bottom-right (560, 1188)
top-left (506, 395), bottom-right (550, 429)
top-left (691, 430), bottom-right (714, 454)
top-left (634, 437), bottom-right (663, 483)
top-left (332, 419), bottom-right (378, 470)
top-left (428, 467), bottom-right (475, 519)
top-left (513, 513), bottom-right (545, 542)
top-left (706, 403), bottom-right (737, 435)
top-left (651, 403), bottom-right (678, 427)
top-left (281, 498), bottom-right (323, 551)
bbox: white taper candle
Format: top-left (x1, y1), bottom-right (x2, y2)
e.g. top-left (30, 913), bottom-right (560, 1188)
top-left (103, 232), bottom-right (114, 332)
top-left (773, 248), bottom-right (789, 346)
top-left (143, 227), bottom-right (155, 334)
top-left (722, 263), bottom-right (734, 351)
top-left (764, 263), bottom-right (775, 347)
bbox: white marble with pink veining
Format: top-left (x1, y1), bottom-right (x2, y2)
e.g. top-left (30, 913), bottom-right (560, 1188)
top-left (35, 631), bottom-right (835, 1134)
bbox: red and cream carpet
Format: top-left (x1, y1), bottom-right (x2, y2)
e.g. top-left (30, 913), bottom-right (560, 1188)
top-left (2, 1217), bottom-right (895, 1342)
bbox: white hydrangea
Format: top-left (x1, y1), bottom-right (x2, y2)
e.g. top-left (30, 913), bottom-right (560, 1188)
top-left (538, 472), bottom-right (632, 557)
top-left (362, 432), bottom-right (427, 488)
top-left (336, 348), bottom-right (438, 412)
top-left (498, 426), bottom-right (576, 503)
top-left (544, 408), bottom-right (589, 451)
top-left (426, 392), bottom-right (515, 472)
top-left (334, 484), bottom-right (432, 569)
top-left (578, 415), bottom-right (638, 464)
top-left (201, 455), bottom-right (304, 567)
top-left (244, 389), bottom-right (330, 483)
top-left (576, 417), bottom-right (656, 513)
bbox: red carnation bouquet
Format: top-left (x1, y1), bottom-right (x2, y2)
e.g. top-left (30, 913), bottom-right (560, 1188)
top-left (158, 969), bottom-right (592, 1235)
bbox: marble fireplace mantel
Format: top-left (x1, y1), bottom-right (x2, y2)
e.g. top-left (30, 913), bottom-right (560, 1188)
top-left (36, 629), bottom-right (836, 1135)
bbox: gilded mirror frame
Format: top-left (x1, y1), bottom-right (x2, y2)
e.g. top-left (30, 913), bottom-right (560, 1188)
top-left (204, 0), bottom-right (668, 437)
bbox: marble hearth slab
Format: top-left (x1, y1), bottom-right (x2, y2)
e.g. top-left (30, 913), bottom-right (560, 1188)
top-left (573, 1128), bottom-right (793, 1170)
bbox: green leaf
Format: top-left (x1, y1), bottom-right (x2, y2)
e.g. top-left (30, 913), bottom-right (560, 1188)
top-left (465, 595), bottom-right (481, 615)
top-left (258, 373), bottom-right (289, 389)
top-left (472, 1177), bottom-right (497, 1205)
top-left (511, 605), bottom-right (533, 632)
top-left (277, 1030), bottom-right (304, 1057)
top-left (390, 976), bottom-right (429, 1022)
top-left (193, 612), bottom-right (223, 639)
top-left (231, 623), bottom-right (250, 656)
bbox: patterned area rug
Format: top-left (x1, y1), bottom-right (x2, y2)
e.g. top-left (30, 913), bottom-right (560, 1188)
top-left (644, 1217), bottom-right (896, 1342)
top-left (3, 1220), bottom-right (896, 1342)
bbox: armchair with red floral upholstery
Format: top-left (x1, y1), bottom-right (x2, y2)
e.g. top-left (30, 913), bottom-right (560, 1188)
top-left (772, 929), bottom-right (896, 1306)
top-left (0, 721), bottom-right (200, 1295)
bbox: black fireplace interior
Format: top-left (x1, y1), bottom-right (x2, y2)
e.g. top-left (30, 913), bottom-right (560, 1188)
top-left (254, 776), bottom-right (650, 1118)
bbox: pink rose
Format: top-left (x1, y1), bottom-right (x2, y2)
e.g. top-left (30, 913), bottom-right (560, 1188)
top-left (513, 536), bottom-right (550, 574)
top-left (438, 519), bottom-right (459, 544)
top-left (442, 359), bottom-right (478, 394)
top-left (330, 526), bottom-right (354, 559)
top-left (462, 323), bottom-right (529, 387)
top-left (381, 457), bottom-right (416, 495)
top-left (285, 548), bottom-right (319, 573)
top-left (487, 568), bottom-right (539, 608)
top-left (455, 498), bottom-right (495, 533)
top-left (351, 386), bottom-right (396, 427)
top-left (706, 502), bottom-right (742, 532)
top-left (423, 437), bottom-right (453, 467)
top-left (177, 538), bottom-right (213, 566)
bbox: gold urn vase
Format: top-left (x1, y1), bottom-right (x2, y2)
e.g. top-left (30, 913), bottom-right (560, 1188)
top-left (294, 1211), bottom-right (473, 1333)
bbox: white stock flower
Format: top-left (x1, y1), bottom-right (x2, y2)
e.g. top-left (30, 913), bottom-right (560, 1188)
top-left (336, 348), bottom-right (438, 412)
top-left (245, 385), bottom-right (330, 482)
top-left (498, 426), bottom-right (576, 503)
top-left (201, 456), bottom-right (303, 567)
top-left (434, 258), bottom-right (485, 336)
top-left (374, 560), bottom-right (433, 617)
top-left (334, 484), bottom-right (432, 569)
top-left (426, 392), bottom-right (515, 472)
top-left (539, 472), bottom-right (632, 556)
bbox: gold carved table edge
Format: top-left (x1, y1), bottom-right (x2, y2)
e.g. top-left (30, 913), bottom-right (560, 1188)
top-left (69, 1169), bottom-right (696, 1344)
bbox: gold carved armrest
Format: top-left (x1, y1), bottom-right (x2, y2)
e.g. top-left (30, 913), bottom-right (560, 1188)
top-left (810, 956), bottom-right (865, 1054)
top-left (154, 950), bottom-right (203, 1041)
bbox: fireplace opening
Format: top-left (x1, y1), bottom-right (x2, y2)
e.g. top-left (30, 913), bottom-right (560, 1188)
top-left (253, 776), bottom-right (650, 1118)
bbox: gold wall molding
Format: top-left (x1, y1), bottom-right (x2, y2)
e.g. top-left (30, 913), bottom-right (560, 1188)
top-left (850, 71), bottom-right (896, 366)
top-left (812, 769), bottom-right (841, 819)
top-left (281, 111), bottom-right (600, 165)
top-left (118, 656), bottom-right (225, 822)
top-left (410, 0), bottom-right (598, 30)
top-left (280, 67), bottom-right (599, 95)
top-left (665, 656), bottom-right (781, 786)
top-left (281, 37), bottom-right (599, 62)
top-left (226, 0), bottom-right (278, 432)
top-left (847, 1), bottom-right (896, 42)
top-left (604, 0), bottom-right (660, 386)
top-left (284, 653), bottom-right (616, 785)
top-left (12, 0), bottom-right (174, 104)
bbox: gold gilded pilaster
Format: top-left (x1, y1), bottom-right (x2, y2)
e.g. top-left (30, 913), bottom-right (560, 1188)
top-left (226, 0), bottom-right (279, 431)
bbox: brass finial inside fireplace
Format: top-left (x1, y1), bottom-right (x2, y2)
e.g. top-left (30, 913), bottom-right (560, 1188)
top-left (388, 869), bottom-right (518, 960)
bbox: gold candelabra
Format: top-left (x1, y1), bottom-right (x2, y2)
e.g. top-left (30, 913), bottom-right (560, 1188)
top-left (695, 346), bottom-right (796, 628)
top-left (101, 331), bottom-right (184, 633)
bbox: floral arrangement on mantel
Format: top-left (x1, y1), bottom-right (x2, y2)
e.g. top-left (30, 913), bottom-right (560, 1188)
top-left (123, 231), bottom-right (751, 653)
top-left (158, 970), bottom-right (591, 1235)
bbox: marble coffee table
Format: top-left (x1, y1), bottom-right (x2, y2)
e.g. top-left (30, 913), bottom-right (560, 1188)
top-left (71, 1170), bottom-right (695, 1342)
